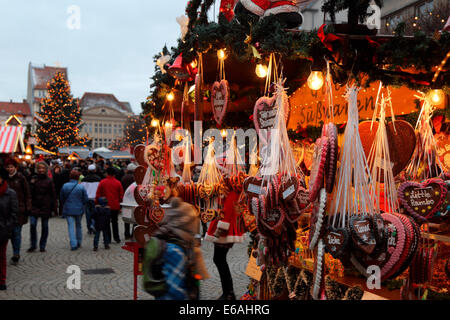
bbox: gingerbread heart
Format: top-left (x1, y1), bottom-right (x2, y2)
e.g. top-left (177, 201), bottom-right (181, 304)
top-left (278, 175), bottom-right (299, 202)
top-left (134, 206), bottom-right (152, 227)
top-left (323, 227), bottom-right (349, 259)
top-left (398, 178), bottom-right (448, 224)
top-left (308, 189), bottom-right (326, 249)
top-left (134, 225), bottom-right (158, 247)
top-left (259, 205), bottom-right (285, 231)
top-left (324, 123), bottom-right (338, 193)
top-left (433, 181), bottom-right (449, 223)
top-left (359, 120), bottom-right (416, 181)
top-left (134, 184), bottom-right (152, 205)
top-left (350, 216), bottom-right (376, 255)
top-left (244, 176), bottom-right (263, 198)
top-left (145, 145), bottom-right (164, 172)
top-left (134, 145), bottom-right (147, 167)
top-left (253, 94), bottom-right (289, 145)
top-left (150, 205), bottom-right (165, 224)
top-left (134, 166), bottom-right (147, 185)
top-left (309, 137), bottom-right (329, 202)
top-left (194, 73), bottom-right (202, 121)
top-left (211, 79), bottom-right (229, 125)
top-left (201, 209), bottom-right (216, 224)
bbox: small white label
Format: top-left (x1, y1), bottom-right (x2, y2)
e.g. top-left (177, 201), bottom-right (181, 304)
top-left (144, 234), bottom-right (150, 242)
top-left (283, 185), bottom-right (296, 199)
top-left (247, 184), bottom-right (261, 195)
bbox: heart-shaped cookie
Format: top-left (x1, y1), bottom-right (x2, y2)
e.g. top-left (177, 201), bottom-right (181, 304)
top-left (150, 205), bottom-right (165, 224)
top-left (323, 227), bottom-right (349, 259)
top-left (134, 206), bottom-right (152, 227)
top-left (433, 181), bottom-right (449, 223)
top-left (253, 95), bottom-right (289, 145)
top-left (201, 209), bottom-right (216, 224)
top-left (259, 204), bottom-right (285, 231)
top-left (278, 175), bottom-right (299, 202)
top-left (350, 216), bottom-right (376, 255)
top-left (244, 176), bottom-right (263, 198)
top-left (145, 145), bottom-right (165, 172)
top-left (134, 145), bottom-right (147, 167)
top-left (211, 79), bottom-right (229, 125)
top-left (308, 189), bottom-right (326, 249)
top-left (359, 120), bottom-right (416, 181)
top-left (324, 123), bottom-right (338, 193)
top-left (134, 225), bottom-right (158, 247)
top-left (398, 178), bottom-right (447, 224)
top-left (379, 213), bottom-right (406, 281)
top-left (134, 166), bottom-right (147, 185)
top-left (134, 184), bottom-right (152, 205)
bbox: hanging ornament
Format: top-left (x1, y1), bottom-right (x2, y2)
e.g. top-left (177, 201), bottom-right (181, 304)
top-left (168, 53), bottom-right (197, 82)
top-left (220, 0), bottom-right (238, 21)
top-left (211, 49), bottom-right (229, 126)
top-left (156, 52), bottom-right (171, 74)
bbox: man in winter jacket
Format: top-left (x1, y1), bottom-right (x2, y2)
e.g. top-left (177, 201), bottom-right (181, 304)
top-left (0, 167), bottom-right (18, 291)
top-left (28, 161), bottom-right (57, 253)
top-left (60, 170), bottom-right (88, 250)
top-left (80, 164), bottom-right (101, 234)
top-left (96, 167), bottom-right (124, 244)
top-left (5, 158), bottom-right (31, 265)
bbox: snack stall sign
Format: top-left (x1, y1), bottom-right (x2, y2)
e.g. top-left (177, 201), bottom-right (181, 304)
top-left (288, 81), bottom-right (445, 128)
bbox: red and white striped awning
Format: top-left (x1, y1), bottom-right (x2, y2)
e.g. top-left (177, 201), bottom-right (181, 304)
top-left (0, 126), bottom-right (25, 153)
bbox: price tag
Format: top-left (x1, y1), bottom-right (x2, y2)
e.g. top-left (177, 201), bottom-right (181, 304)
top-left (248, 183), bottom-right (262, 195)
top-left (282, 184), bottom-right (296, 200)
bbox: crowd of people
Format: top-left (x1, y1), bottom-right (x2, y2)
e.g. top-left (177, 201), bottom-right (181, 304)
top-left (0, 156), bottom-right (242, 301)
top-left (0, 157), bottom-right (137, 291)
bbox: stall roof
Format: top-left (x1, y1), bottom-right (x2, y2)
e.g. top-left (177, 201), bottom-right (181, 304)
top-left (0, 126), bottom-right (25, 153)
top-left (94, 151), bottom-right (134, 160)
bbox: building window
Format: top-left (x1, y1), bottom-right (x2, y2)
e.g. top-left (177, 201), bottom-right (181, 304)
top-left (94, 123), bottom-right (98, 133)
top-left (108, 124), bottom-right (112, 134)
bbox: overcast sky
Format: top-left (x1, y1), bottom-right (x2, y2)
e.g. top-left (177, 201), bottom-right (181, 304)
top-left (0, 0), bottom-right (218, 114)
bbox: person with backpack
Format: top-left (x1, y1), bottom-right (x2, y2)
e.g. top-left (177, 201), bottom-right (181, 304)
top-left (4, 158), bottom-right (31, 265)
top-left (60, 170), bottom-right (88, 251)
top-left (0, 167), bottom-right (18, 291)
top-left (145, 177), bottom-right (208, 300)
top-left (92, 197), bottom-right (111, 251)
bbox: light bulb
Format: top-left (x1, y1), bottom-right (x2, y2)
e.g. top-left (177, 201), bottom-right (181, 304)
top-left (164, 121), bottom-right (173, 128)
top-left (255, 64), bottom-right (268, 78)
top-left (427, 89), bottom-right (445, 105)
top-left (151, 119), bottom-right (159, 127)
top-left (307, 71), bottom-right (324, 91)
top-left (217, 49), bottom-right (226, 61)
top-left (190, 60), bottom-right (197, 69)
top-left (167, 92), bottom-right (175, 102)
top-left (221, 129), bottom-right (227, 138)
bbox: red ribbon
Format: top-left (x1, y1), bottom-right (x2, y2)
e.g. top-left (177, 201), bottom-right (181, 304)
top-left (317, 24), bottom-right (343, 52)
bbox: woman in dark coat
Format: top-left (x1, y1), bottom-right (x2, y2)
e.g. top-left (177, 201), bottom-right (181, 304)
top-left (0, 167), bottom-right (19, 290)
top-left (5, 158), bottom-right (31, 265)
top-left (28, 161), bottom-right (57, 253)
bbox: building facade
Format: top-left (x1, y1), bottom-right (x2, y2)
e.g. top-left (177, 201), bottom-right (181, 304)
top-left (79, 92), bottom-right (134, 149)
top-left (0, 100), bottom-right (32, 127)
top-left (27, 63), bottom-right (68, 131)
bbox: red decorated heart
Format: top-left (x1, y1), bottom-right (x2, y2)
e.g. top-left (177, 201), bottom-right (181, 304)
top-left (324, 123), bottom-right (338, 193)
top-left (398, 178), bottom-right (447, 224)
top-left (145, 145), bottom-right (164, 172)
top-left (244, 176), bottom-right (263, 198)
top-left (308, 189), bottom-right (326, 249)
top-left (201, 209), bottom-right (216, 224)
top-left (259, 204), bottom-right (285, 230)
top-left (211, 79), bottom-right (229, 125)
top-left (278, 175), bottom-right (299, 202)
top-left (253, 95), bottom-right (289, 145)
top-left (359, 120), bottom-right (416, 181)
top-left (150, 205), bottom-right (165, 224)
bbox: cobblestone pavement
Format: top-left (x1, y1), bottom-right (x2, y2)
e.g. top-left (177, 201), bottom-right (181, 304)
top-left (0, 216), bottom-right (251, 300)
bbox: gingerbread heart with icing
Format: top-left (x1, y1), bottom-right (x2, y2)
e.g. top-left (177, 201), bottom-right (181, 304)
top-left (398, 178), bottom-right (447, 224)
top-left (150, 205), bottom-right (165, 224)
top-left (201, 209), bottom-right (216, 224)
top-left (211, 79), bottom-right (229, 125)
top-left (259, 205), bottom-right (285, 231)
top-left (134, 144), bottom-right (147, 167)
top-left (253, 94), bottom-right (289, 145)
top-left (350, 216), bottom-right (376, 255)
top-left (323, 227), bottom-right (349, 259)
top-left (134, 206), bottom-right (152, 227)
top-left (134, 166), bottom-right (147, 185)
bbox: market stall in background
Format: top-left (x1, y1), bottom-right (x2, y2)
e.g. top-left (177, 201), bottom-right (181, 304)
top-left (131, 0), bottom-right (450, 301)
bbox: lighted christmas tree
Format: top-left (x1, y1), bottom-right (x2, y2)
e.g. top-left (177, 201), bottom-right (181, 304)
top-left (35, 72), bottom-right (90, 152)
top-left (108, 116), bottom-right (147, 150)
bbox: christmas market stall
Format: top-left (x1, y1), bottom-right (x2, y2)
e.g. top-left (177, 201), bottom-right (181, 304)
top-left (135, 0), bottom-right (450, 300)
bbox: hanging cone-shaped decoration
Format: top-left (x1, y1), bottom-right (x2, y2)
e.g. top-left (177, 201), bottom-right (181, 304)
top-left (168, 53), bottom-right (196, 81)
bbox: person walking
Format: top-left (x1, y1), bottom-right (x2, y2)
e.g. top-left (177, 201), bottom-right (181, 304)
top-left (205, 190), bottom-right (245, 300)
top-left (121, 163), bottom-right (136, 240)
top-left (0, 167), bottom-right (18, 291)
top-left (95, 167), bottom-right (124, 244)
top-left (151, 178), bottom-right (206, 300)
top-left (5, 158), bottom-right (31, 265)
top-left (28, 161), bottom-right (57, 253)
top-left (52, 163), bottom-right (64, 217)
top-left (80, 164), bottom-right (101, 235)
top-left (60, 170), bottom-right (88, 251)
top-left (92, 197), bottom-right (111, 251)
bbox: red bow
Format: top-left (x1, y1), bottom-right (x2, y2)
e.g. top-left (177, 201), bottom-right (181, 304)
top-left (317, 24), bottom-right (343, 52)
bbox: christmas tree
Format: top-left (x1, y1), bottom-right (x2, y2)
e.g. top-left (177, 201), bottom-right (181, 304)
top-left (35, 72), bottom-right (90, 152)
